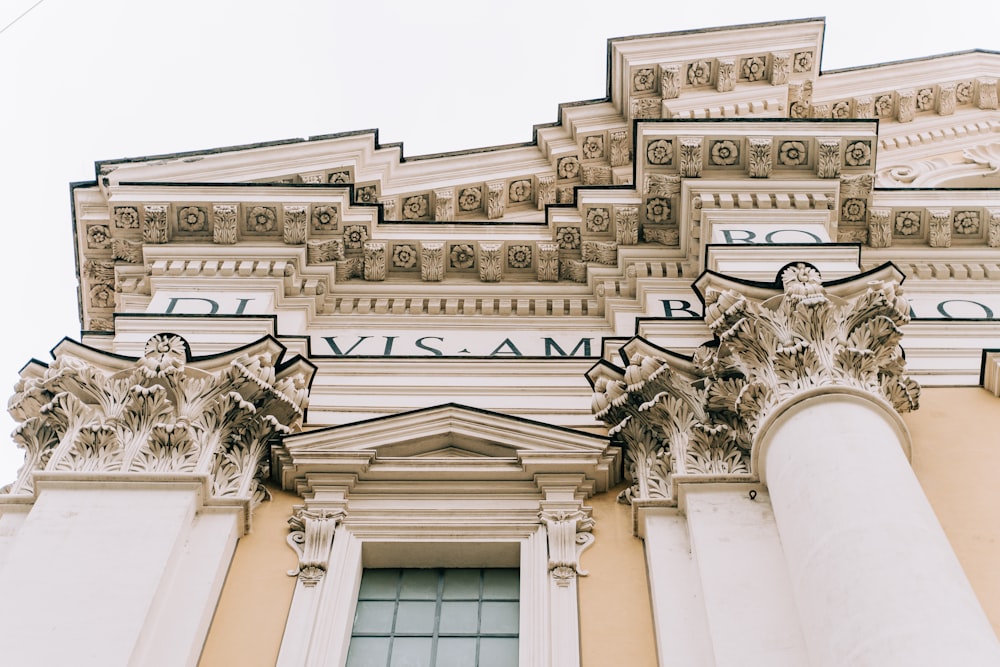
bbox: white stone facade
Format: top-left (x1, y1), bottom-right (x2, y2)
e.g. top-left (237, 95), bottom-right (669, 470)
top-left (2, 18), bottom-right (1000, 666)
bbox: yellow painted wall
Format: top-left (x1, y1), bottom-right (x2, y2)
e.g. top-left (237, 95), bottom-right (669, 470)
top-left (198, 486), bottom-right (299, 667)
top-left (906, 387), bottom-right (1000, 637)
top-left (200, 389), bottom-right (1000, 663)
top-left (579, 483), bottom-right (658, 667)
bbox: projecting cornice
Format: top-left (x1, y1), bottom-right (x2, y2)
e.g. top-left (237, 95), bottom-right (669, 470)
top-left (273, 402), bottom-right (620, 496)
top-left (4, 334), bottom-right (315, 524)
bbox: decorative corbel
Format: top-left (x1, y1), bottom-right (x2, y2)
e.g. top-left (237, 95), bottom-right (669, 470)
top-left (286, 508), bottom-right (346, 587)
top-left (539, 509), bottom-right (596, 587)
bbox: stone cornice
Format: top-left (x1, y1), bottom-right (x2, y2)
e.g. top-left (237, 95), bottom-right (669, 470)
top-left (275, 402), bottom-right (618, 495)
top-left (4, 334), bottom-right (315, 513)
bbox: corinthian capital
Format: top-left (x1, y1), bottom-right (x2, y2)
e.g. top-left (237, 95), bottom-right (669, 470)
top-left (590, 264), bottom-right (920, 505)
top-left (699, 263), bottom-right (920, 432)
top-left (5, 334), bottom-right (314, 505)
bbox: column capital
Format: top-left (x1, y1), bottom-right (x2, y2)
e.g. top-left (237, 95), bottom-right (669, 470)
top-left (697, 262), bottom-right (920, 434)
top-left (590, 263), bottom-right (920, 506)
top-left (5, 334), bottom-right (315, 509)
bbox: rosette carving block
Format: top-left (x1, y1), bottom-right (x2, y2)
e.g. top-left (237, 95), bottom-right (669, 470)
top-left (5, 334), bottom-right (314, 507)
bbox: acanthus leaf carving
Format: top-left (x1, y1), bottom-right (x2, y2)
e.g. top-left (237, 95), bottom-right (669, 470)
top-left (678, 137), bottom-right (703, 178)
top-left (609, 130), bottom-right (631, 167)
top-left (592, 264), bottom-right (919, 504)
top-left (868, 208), bottom-right (892, 248)
top-left (660, 64), bottom-right (681, 99)
top-left (478, 242), bottom-right (503, 282)
top-left (816, 139), bottom-right (841, 179)
top-left (213, 204), bottom-right (239, 244)
top-left (539, 509), bottom-right (595, 587)
top-left (142, 205), bottom-right (169, 244)
top-left (4, 334), bottom-right (313, 506)
top-left (363, 241), bottom-right (387, 281)
top-left (536, 242), bottom-right (559, 282)
top-left (615, 206), bottom-right (639, 245)
top-left (283, 206), bottom-right (307, 245)
top-left (928, 209), bottom-right (952, 248)
top-left (747, 137), bottom-right (773, 178)
top-left (420, 242), bottom-right (445, 282)
top-left (286, 507), bottom-right (346, 586)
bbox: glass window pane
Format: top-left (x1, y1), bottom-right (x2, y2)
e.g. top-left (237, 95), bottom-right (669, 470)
top-left (434, 637), bottom-right (477, 667)
top-left (442, 569), bottom-right (480, 599)
top-left (478, 637), bottom-right (519, 667)
top-left (389, 636), bottom-right (432, 667)
top-left (482, 569), bottom-right (519, 600)
top-left (480, 601), bottom-right (519, 635)
top-left (354, 601), bottom-right (396, 634)
top-left (346, 636), bottom-right (391, 667)
top-left (399, 569), bottom-right (439, 599)
top-left (359, 569), bottom-right (400, 600)
top-left (393, 601), bottom-right (436, 634)
top-left (438, 601), bottom-right (479, 634)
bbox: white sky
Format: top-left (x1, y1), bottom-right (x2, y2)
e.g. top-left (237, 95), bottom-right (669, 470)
top-left (0, 0), bottom-right (996, 484)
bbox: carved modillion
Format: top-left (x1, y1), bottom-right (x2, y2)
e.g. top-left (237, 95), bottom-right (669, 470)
top-left (420, 242), bottom-right (445, 282)
top-left (286, 508), bottom-right (346, 586)
top-left (539, 509), bottom-right (595, 587)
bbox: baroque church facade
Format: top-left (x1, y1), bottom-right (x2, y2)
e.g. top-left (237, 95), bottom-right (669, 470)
top-left (2, 17), bottom-right (1000, 667)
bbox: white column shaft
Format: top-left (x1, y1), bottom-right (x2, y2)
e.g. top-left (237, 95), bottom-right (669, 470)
top-left (762, 393), bottom-right (1000, 666)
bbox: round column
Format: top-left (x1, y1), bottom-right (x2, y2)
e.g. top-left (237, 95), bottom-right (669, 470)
top-left (759, 389), bottom-right (1000, 667)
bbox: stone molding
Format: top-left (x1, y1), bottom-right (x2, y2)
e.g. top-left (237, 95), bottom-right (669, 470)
top-left (4, 334), bottom-right (314, 508)
top-left (589, 263), bottom-right (920, 506)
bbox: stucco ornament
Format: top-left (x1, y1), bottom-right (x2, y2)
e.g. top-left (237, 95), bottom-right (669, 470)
top-left (4, 334), bottom-right (313, 508)
top-left (286, 508), bottom-right (345, 586)
top-left (592, 264), bottom-right (920, 505)
top-left (539, 509), bottom-right (595, 587)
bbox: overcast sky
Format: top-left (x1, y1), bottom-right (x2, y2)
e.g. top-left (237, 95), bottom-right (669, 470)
top-left (0, 0), bottom-right (996, 484)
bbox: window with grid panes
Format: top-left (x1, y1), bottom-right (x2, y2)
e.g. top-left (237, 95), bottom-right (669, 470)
top-left (347, 568), bottom-right (519, 667)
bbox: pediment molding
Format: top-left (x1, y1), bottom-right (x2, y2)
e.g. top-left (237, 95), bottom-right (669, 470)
top-left (274, 403), bottom-right (619, 495)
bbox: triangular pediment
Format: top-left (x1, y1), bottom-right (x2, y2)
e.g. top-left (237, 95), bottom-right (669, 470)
top-left (274, 403), bottom-right (619, 494)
